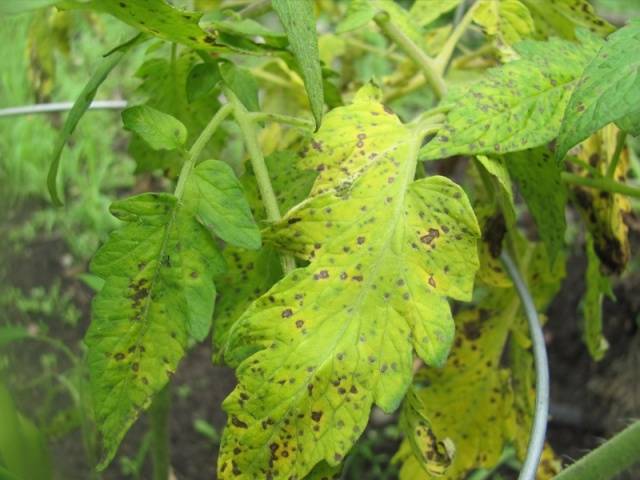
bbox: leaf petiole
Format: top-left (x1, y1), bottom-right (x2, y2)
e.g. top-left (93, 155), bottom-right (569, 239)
top-left (561, 172), bottom-right (640, 199)
top-left (248, 111), bottom-right (314, 130)
top-left (435, 0), bottom-right (479, 74)
top-left (374, 12), bottom-right (447, 99)
top-left (606, 129), bottom-right (627, 178)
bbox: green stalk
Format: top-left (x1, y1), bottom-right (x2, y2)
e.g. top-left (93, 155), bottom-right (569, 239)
top-left (606, 129), bottom-right (627, 178)
top-left (435, 1), bottom-right (478, 74)
top-left (174, 103), bottom-right (233, 198)
top-left (248, 111), bottom-right (314, 130)
top-left (561, 172), bottom-right (640, 199)
top-left (150, 386), bottom-right (171, 480)
top-left (374, 12), bottom-right (447, 99)
top-left (224, 87), bottom-right (296, 273)
top-left (555, 421), bottom-right (640, 480)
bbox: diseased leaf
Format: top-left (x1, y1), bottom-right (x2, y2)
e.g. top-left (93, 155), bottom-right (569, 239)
top-left (213, 151), bottom-right (316, 355)
top-left (410, 0), bottom-right (462, 27)
top-left (396, 239), bottom-right (563, 479)
top-left (86, 160), bottom-right (259, 468)
top-left (122, 105), bottom-right (187, 151)
top-left (420, 32), bottom-right (603, 161)
top-left (217, 87), bottom-right (480, 479)
top-left (473, 0), bottom-right (535, 46)
top-left (571, 125), bottom-right (632, 273)
top-left (47, 33), bottom-right (142, 205)
top-left (505, 146), bottom-right (567, 264)
top-left (522, 0), bottom-right (614, 40)
top-left (582, 234), bottom-right (611, 361)
top-left (272, 0), bottom-right (324, 128)
top-left (557, 20), bottom-right (640, 160)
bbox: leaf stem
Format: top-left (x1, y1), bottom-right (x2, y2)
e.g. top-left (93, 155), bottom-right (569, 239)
top-left (374, 12), bottom-right (447, 99)
top-left (555, 421), bottom-right (640, 480)
top-left (435, 1), bottom-right (478, 74)
top-left (561, 172), bottom-right (640, 199)
top-left (606, 129), bottom-right (627, 178)
top-left (224, 87), bottom-right (296, 273)
top-left (174, 103), bottom-right (233, 198)
top-left (150, 386), bottom-right (171, 480)
top-left (248, 111), bottom-right (314, 130)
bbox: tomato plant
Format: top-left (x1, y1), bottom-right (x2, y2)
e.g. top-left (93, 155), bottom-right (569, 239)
top-left (2, 0), bottom-right (639, 479)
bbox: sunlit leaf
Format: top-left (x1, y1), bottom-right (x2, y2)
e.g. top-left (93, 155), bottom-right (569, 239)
top-left (420, 32), bottom-right (602, 160)
top-left (122, 105), bottom-right (187, 151)
top-left (522, 0), bottom-right (614, 40)
top-left (217, 86), bottom-right (480, 479)
top-left (557, 20), bottom-right (640, 160)
top-left (473, 0), bottom-right (535, 46)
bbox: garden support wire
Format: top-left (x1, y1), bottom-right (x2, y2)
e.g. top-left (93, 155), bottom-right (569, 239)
top-left (501, 252), bottom-right (550, 480)
top-left (0, 100), bottom-right (127, 117)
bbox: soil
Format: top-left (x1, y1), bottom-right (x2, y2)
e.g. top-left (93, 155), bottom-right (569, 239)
top-left (3, 222), bottom-right (639, 479)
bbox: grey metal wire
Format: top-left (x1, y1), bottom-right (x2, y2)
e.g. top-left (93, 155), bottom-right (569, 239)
top-left (500, 251), bottom-right (550, 480)
top-left (0, 100), bottom-right (128, 118)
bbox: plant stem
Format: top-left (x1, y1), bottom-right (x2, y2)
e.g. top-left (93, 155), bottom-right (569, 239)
top-left (435, 1), bottom-right (478, 74)
top-left (555, 421), bottom-right (640, 480)
top-left (150, 386), bottom-right (171, 480)
top-left (224, 87), bottom-right (296, 273)
top-left (239, 0), bottom-right (271, 18)
top-left (174, 103), bottom-right (233, 198)
top-left (374, 12), bottom-right (447, 99)
top-left (561, 172), bottom-right (640, 199)
top-left (248, 111), bottom-right (314, 130)
top-left (606, 129), bottom-right (627, 178)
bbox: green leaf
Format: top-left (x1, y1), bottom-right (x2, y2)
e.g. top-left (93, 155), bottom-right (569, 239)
top-left (410, 0), bottom-right (462, 27)
top-left (85, 160), bottom-right (259, 468)
top-left (0, 325), bottom-right (31, 348)
top-left (420, 33), bottom-right (603, 161)
top-left (201, 10), bottom-right (287, 45)
top-left (557, 21), bottom-right (640, 160)
top-left (219, 62), bottom-right (260, 113)
top-left (272, 0), bottom-right (325, 128)
top-left (0, 384), bottom-right (52, 480)
top-left (186, 62), bottom-right (222, 103)
top-left (582, 234), bottom-right (611, 361)
top-left (522, 0), bottom-right (614, 40)
top-left (473, 0), bottom-right (535, 46)
top-left (0, 0), bottom-right (61, 15)
top-left (217, 86), bottom-right (480, 479)
top-left (505, 147), bottom-right (567, 264)
top-left (616, 110), bottom-right (640, 137)
top-left (122, 105), bottom-right (187, 151)
top-left (47, 33), bottom-right (142, 205)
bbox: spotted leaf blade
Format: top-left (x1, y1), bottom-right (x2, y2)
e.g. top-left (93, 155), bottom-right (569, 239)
top-left (218, 87), bottom-right (480, 479)
top-left (522, 0), bottom-right (614, 40)
top-left (272, 0), bottom-right (324, 128)
top-left (86, 161), bottom-right (259, 468)
top-left (557, 20), bottom-right (640, 160)
top-left (505, 147), bottom-right (567, 264)
top-left (420, 33), bottom-right (602, 161)
top-left (473, 0), bottom-right (535, 46)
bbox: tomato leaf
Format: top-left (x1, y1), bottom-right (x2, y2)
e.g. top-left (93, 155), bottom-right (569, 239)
top-left (521, 0), bottom-right (614, 40)
top-left (557, 20), bottom-right (640, 160)
top-left (186, 62), bottom-right (221, 103)
top-left (219, 62), bottom-right (260, 112)
top-left (420, 32), bottom-right (602, 161)
top-left (47, 33), bottom-right (142, 205)
top-left (122, 105), bottom-right (187, 151)
top-left (473, 0), bottom-right (535, 46)
top-left (272, 0), bottom-right (325, 128)
top-left (85, 160), bottom-right (259, 468)
top-left (217, 86), bottom-right (480, 479)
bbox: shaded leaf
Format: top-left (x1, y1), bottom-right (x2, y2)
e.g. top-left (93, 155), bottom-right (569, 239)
top-left (505, 146), bottom-right (567, 264)
top-left (557, 20), bottom-right (640, 160)
top-left (219, 62), bottom-right (260, 113)
top-left (217, 86), bottom-right (480, 479)
top-left (272, 0), bottom-right (324, 128)
top-left (122, 105), bottom-right (187, 151)
top-left (420, 32), bottom-right (602, 161)
top-left (186, 62), bottom-right (221, 103)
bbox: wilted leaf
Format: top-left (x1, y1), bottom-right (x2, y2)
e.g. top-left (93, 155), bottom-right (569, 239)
top-left (217, 86), bottom-right (480, 479)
